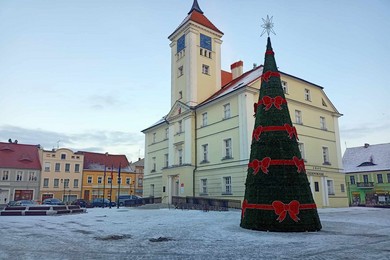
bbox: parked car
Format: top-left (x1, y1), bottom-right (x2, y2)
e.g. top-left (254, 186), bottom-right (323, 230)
top-left (71, 199), bottom-right (92, 208)
top-left (14, 200), bottom-right (37, 206)
top-left (91, 198), bottom-right (116, 207)
top-left (43, 198), bottom-right (65, 205)
top-left (118, 195), bottom-right (143, 206)
top-left (7, 201), bottom-right (18, 207)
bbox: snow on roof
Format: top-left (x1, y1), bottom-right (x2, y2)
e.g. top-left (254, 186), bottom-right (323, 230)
top-left (199, 66), bottom-right (263, 107)
top-left (342, 143), bottom-right (390, 173)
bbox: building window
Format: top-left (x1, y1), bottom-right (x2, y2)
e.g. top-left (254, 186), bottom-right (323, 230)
top-left (65, 163), bottom-right (70, 172)
top-left (178, 149), bottom-right (183, 165)
top-left (179, 91), bottom-right (182, 99)
top-left (363, 174), bottom-right (369, 183)
top-left (223, 176), bottom-right (232, 195)
top-left (75, 164), bottom-right (80, 173)
top-left (44, 162), bottom-right (50, 172)
top-left (126, 178), bottom-right (131, 185)
top-left (118, 177), bottom-right (122, 184)
top-left (29, 172), bottom-right (37, 181)
top-left (295, 110), bottom-right (302, 124)
top-left (322, 147), bottom-right (330, 165)
top-left (152, 157), bottom-right (156, 172)
top-left (61, 154), bottom-right (66, 160)
top-left (16, 171), bottom-right (23, 181)
top-left (108, 177), bottom-right (112, 184)
top-left (298, 143), bottom-right (305, 160)
top-left (304, 88), bottom-right (311, 101)
top-left (202, 112), bottom-right (208, 127)
top-left (201, 179), bottom-right (207, 194)
top-left (152, 133), bottom-right (156, 143)
top-left (223, 138), bottom-right (232, 159)
top-left (350, 175), bottom-right (355, 185)
top-left (314, 182), bottom-right (319, 192)
top-left (282, 80), bottom-right (288, 94)
top-left (202, 64), bottom-right (209, 75)
top-left (327, 180), bottom-right (335, 195)
top-left (165, 128), bottom-right (169, 139)
top-left (340, 184), bottom-right (345, 193)
top-left (2, 170), bottom-right (9, 181)
top-left (320, 116), bottom-right (327, 130)
top-left (98, 177), bottom-right (102, 184)
top-left (202, 144), bottom-right (209, 163)
top-left (377, 174), bottom-right (383, 184)
top-left (55, 163), bottom-right (60, 172)
top-left (387, 173), bottom-right (390, 183)
top-left (64, 179), bottom-right (69, 188)
top-left (138, 177), bottom-right (143, 187)
top-left (54, 179), bottom-right (59, 188)
top-left (223, 103), bottom-right (231, 119)
top-left (43, 178), bottom-right (49, 188)
top-left (164, 154), bottom-right (169, 168)
top-left (74, 179), bottom-right (79, 188)
top-left (87, 176), bottom-right (92, 184)
top-left (178, 120), bottom-right (183, 133)
top-left (178, 66), bottom-right (183, 77)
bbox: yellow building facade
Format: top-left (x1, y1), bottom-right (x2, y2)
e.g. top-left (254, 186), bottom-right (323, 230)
top-left (142, 1), bottom-right (348, 208)
top-left (40, 148), bottom-right (84, 203)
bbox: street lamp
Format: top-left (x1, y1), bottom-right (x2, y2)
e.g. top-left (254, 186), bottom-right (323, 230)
top-left (68, 189), bottom-right (71, 204)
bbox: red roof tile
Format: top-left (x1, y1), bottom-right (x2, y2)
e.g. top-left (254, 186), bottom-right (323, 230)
top-left (221, 70), bottom-right (232, 87)
top-left (0, 142), bottom-right (41, 170)
top-left (78, 151), bottom-right (130, 170)
top-left (169, 10), bottom-right (223, 38)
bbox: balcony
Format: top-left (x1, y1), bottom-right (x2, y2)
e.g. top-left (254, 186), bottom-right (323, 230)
top-left (356, 182), bottom-right (374, 189)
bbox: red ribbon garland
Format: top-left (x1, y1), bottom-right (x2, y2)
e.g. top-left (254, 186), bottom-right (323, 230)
top-left (248, 156), bottom-right (305, 175)
top-left (252, 124), bottom-right (298, 141)
top-left (241, 199), bottom-right (317, 222)
top-left (261, 70), bottom-right (280, 82)
top-left (254, 96), bottom-right (287, 112)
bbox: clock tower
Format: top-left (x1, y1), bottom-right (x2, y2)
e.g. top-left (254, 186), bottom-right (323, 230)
top-left (168, 0), bottom-right (224, 107)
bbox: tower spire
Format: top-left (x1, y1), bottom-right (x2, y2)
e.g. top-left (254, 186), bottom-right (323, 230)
top-left (188, 0), bottom-right (203, 14)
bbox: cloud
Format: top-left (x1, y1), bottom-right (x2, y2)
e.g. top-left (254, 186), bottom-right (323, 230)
top-left (0, 125), bottom-right (144, 161)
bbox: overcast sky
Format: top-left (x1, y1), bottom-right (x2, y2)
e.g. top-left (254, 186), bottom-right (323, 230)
top-left (1, 0), bottom-right (389, 162)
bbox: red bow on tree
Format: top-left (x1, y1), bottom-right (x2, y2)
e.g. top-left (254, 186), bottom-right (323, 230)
top-left (284, 124), bottom-right (298, 140)
top-left (248, 157), bottom-right (271, 175)
top-left (252, 126), bottom-right (263, 141)
top-left (260, 96), bottom-right (286, 111)
top-left (261, 70), bottom-right (280, 82)
top-left (293, 156), bottom-right (305, 173)
top-left (272, 200), bottom-right (300, 222)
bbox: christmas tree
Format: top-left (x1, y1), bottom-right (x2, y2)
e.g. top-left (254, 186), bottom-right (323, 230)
top-left (240, 22), bottom-right (322, 232)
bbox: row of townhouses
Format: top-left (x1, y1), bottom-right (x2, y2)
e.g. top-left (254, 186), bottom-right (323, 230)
top-left (141, 0), bottom-right (349, 208)
top-left (0, 141), bottom-right (144, 204)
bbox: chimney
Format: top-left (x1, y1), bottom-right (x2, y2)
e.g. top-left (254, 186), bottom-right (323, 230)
top-left (364, 143), bottom-right (370, 148)
top-left (230, 60), bottom-right (243, 80)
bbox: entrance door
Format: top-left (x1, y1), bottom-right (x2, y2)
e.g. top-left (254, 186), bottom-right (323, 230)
top-left (84, 190), bottom-right (90, 200)
top-left (0, 189), bottom-right (8, 204)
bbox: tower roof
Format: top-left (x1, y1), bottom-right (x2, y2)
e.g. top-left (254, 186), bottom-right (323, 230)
top-left (168, 1), bottom-right (223, 39)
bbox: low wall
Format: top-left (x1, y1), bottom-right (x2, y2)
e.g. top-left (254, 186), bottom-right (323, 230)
top-left (0, 205), bottom-right (86, 216)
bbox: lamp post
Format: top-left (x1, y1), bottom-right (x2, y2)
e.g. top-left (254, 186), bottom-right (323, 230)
top-left (68, 189), bottom-right (71, 204)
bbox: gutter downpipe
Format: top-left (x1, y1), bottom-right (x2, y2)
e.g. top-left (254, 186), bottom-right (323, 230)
top-left (193, 109), bottom-right (197, 197)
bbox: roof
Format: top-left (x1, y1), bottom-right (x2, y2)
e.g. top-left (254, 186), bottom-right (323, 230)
top-left (0, 142), bottom-right (41, 170)
top-left (78, 151), bottom-right (131, 172)
top-left (342, 143), bottom-right (390, 173)
top-left (130, 158), bottom-right (144, 168)
top-left (221, 70), bottom-right (232, 87)
top-left (169, 9), bottom-right (223, 39)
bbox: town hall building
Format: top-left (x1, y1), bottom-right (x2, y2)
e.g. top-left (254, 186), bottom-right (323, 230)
top-left (142, 0), bottom-right (348, 208)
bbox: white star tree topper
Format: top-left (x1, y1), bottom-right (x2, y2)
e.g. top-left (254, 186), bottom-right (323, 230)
top-left (260, 15), bottom-right (276, 37)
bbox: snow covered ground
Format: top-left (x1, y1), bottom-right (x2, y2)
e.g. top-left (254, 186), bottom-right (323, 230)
top-left (0, 206), bottom-right (389, 260)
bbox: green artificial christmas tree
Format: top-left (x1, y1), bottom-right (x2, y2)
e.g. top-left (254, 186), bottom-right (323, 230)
top-left (240, 20), bottom-right (322, 232)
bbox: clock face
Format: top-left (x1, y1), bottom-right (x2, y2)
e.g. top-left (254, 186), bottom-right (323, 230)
top-left (200, 34), bottom-right (212, 51)
top-left (177, 35), bottom-right (185, 53)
